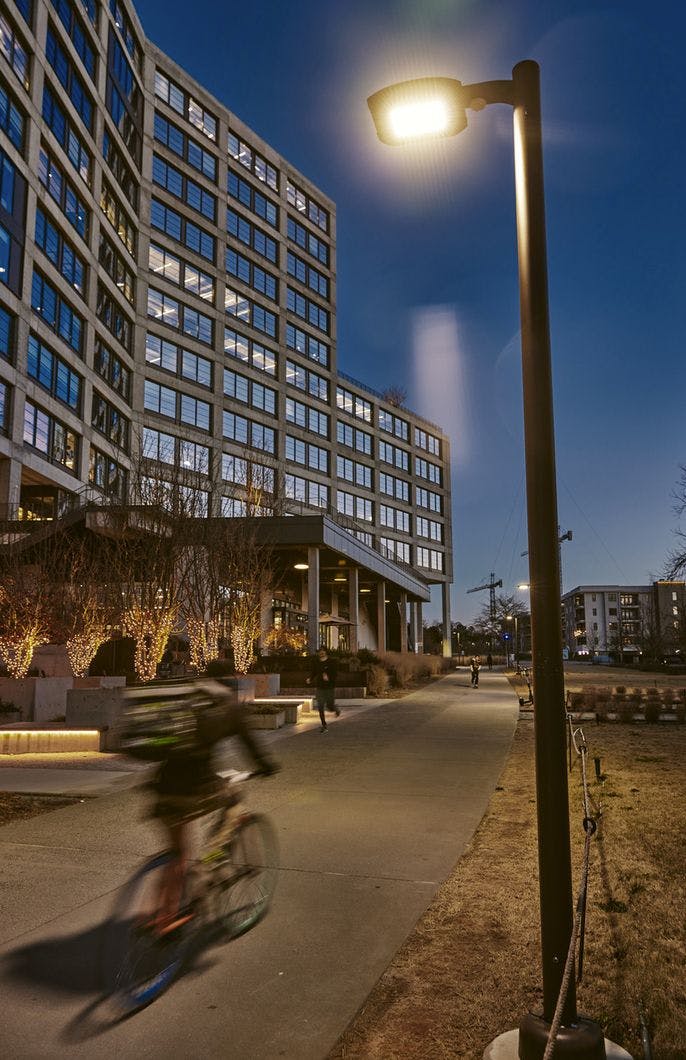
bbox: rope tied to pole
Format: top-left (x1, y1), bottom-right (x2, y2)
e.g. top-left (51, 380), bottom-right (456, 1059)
top-left (542, 726), bottom-right (601, 1059)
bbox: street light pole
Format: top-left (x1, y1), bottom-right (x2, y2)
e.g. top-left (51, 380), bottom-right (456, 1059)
top-left (510, 60), bottom-right (590, 1051)
top-left (368, 61), bottom-right (609, 1057)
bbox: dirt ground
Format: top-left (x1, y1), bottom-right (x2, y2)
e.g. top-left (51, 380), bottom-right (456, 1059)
top-left (0, 792), bottom-right (79, 826)
top-left (330, 687), bottom-right (686, 1059)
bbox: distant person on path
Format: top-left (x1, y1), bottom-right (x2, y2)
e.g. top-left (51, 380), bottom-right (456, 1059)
top-left (308, 648), bottom-right (340, 732)
top-left (470, 657), bottom-right (481, 687)
top-left (486, 653), bottom-right (493, 671)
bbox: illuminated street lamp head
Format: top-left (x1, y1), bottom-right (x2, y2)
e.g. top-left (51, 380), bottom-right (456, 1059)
top-left (367, 77), bottom-right (467, 145)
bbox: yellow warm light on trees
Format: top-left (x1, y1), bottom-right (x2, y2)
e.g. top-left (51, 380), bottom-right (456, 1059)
top-left (122, 603), bottom-right (177, 684)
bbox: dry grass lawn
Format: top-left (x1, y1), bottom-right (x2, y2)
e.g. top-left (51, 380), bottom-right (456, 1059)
top-left (330, 676), bottom-right (686, 1060)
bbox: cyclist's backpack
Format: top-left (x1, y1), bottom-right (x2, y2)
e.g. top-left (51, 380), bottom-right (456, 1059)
top-left (120, 685), bottom-right (206, 761)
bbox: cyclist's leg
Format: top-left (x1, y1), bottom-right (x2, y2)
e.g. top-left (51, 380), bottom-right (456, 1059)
top-left (153, 818), bottom-right (194, 934)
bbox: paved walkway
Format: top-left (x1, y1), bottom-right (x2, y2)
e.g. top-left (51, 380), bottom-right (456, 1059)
top-left (0, 670), bottom-right (518, 1059)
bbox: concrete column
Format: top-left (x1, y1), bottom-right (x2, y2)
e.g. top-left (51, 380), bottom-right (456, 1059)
top-left (417, 602), bottom-right (423, 653)
top-left (376, 580), bottom-right (386, 654)
top-left (399, 591), bottom-right (408, 653)
top-left (441, 582), bottom-right (452, 658)
top-left (409, 601), bottom-right (420, 654)
top-left (307, 546), bottom-right (320, 653)
top-left (348, 568), bottom-right (359, 654)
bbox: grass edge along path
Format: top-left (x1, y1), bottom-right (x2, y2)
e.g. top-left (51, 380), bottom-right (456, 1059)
top-left (330, 718), bottom-right (686, 1060)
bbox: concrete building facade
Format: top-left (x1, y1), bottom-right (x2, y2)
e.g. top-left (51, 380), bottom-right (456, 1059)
top-left (562, 582), bottom-right (686, 662)
top-left (0, 0), bottom-right (453, 653)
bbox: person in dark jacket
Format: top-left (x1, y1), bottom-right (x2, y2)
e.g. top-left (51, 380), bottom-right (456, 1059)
top-left (151, 677), bottom-right (278, 933)
top-left (308, 648), bottom-right (340, 732)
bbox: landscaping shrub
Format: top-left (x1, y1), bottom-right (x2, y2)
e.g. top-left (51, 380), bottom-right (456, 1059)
top-left (617, 697), bottom-right (638, 724)
top-left (366, 664), bottom-right (389, 697)
top-left (644, 698), bottom-right (661, 724)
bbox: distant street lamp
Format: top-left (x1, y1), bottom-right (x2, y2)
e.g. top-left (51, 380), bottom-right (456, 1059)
top-left (368, 64), bottom-right (606, 1056)
top-left (505, 613), bottom-right (519, 666)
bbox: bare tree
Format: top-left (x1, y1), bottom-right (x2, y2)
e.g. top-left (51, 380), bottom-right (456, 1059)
top-left (381, 386), bottom-right (407, 408)
top-left (665, 464), bottom-right (686, 577)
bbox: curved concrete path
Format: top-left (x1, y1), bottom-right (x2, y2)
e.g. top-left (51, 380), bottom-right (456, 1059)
top-left (0, 670), bottom-right (518, 1059)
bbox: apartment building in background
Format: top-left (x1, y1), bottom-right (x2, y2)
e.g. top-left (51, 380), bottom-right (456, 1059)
top-left (0, 0), bottom-right (453, 653)
top-left (562, 582), bottom-right (686, 662)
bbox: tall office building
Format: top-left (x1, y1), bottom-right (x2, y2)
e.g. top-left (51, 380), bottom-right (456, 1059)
top-left (0, 0), bottom-right (453, 651)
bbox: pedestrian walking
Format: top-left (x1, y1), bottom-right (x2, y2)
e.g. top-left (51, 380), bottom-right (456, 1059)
top-left (486, 653), bottom-right (493, 671)
top-left (470, 656), bottom-right (481, 687)
top-left (308, 648), bottom-right (341, 732)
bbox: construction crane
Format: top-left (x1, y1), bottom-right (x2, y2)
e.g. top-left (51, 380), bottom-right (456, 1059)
top-left (467, 573), bottom-right (503, 624)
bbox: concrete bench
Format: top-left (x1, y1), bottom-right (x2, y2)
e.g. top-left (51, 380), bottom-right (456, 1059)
top-left (0, 724), bottom-right (101, 754)
top-left (251, 697), bottom-right (313, 724)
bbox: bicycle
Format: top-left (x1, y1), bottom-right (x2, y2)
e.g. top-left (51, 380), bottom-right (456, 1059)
top-left (103, 769), bottom-right (278, 1016)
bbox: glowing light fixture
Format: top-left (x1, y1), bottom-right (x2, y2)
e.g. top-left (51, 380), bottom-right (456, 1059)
top-left (294, 562), bottom-right (308, 570)
top-left (367, 77), bottom-right (467, 145)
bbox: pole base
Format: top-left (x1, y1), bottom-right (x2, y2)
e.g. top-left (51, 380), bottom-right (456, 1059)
top-left (483, 1028), bottom-right (633, 1060)
top-left (518, 1012), bottom-right (606, 1059)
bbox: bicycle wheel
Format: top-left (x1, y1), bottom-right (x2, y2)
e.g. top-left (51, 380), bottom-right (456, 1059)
top-left (104, 852), bottom-right (194, 1016)
top-left (213, 813), bottom-right (278, 938)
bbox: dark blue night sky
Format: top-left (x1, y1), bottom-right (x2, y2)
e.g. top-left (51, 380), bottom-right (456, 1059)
top-left (135, 0), bottom-right (686, 622)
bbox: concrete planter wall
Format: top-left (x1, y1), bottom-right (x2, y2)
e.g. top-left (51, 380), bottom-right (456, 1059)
top-left (0, 676), bottom-right (126, 723)
top-left (247, 710), bottom-right (285, 730)
top-left (65, 684), bottom-right (127, 750)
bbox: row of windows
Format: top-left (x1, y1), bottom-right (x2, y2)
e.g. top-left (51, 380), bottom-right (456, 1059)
top-left (227, 207), bottom-right (277, 264)
top-left (224, 326), bottom-right (276, 376)
top-left (1, 12), bottom-right (30, 90)
top-left (286, 286), bottom-right (328, 334)
top-left (154, 111), bottom-right (217, 182)
top-left (90, 443), bottom-right (127, 500)
top-left (42, 84), bottom-right (91, 186)
top-left (226, 247), bottom-right (277, 302)
top-left (337, 490), bottom-right (372, 523)
top-left (109, 0), bottom-right (142, 70)
top-left (379, 503), bottom-right (410, 533)
top-left (92, 386), bottom-right (129, 448)
top-left (225, 285), bottom-right (276, 339)
top-left (147, 286), bottom-right (214, 346)
top-left (23, 397), bottom-right (78, 471)
top-left (416, 516), bottom-right (443, 542)
top-left (379, 408), bottom-right (408, 441)
top-left (51, 0), bottom-right (96, 80)
top-left (154, 70), bottom-right (216, 142)
top-left (336, 385), bottom-right (372, 423)
top-left (286, 322), bottom-right (328, 368)
top-left (285, 396), bottom-right (328, 438)
top-left (99, 231), bottom-right (135, 304)
top-left (94, 335), bottom-right (130, 401)
top-left (287, 215), bottom-right (328, 267)
top-left (149, 241), bottom-right (214, 302)
top-left (286, 434), bottom-right (328, 474)
top-left (228, 132), bottom-right (278, 192)
top-left (380, 537), bottom-right (410, 564)
top-left (286, 178), bottom-right (328, 233)
top-left (0, 222), bottom-right (17, 288)
top-left (337, 454), bottom-right (372, 490)
top-left (379, 439), bottom-right (409, 472)
top-left (31, 268), bottom-right (83, 353)
top-left (415, 456), bottom-right (442, 485)
top-left (96, 279), bottom-right (133, 353)
top-left (144, 378), bottom-right (211, 431)
top-left (152, 154), bottom-right (216, 222)
top-left (223, 410), bottom-right (275, 454)
top-left (100, 178), bottom-right (135, 255)
top-left (27, 332), bottom-right (81, 410)
top-left (106, 72), bottom-right (141, 168)
top-left (0, 304), bottom-right (14, 361)
top-left (228, 168), bottom-right (278, 228)
top-left (102, 129), bottom-right (138, 210)
top-left (151, 198), bottom-right (214, 262)
top-left (145, 331), bottom-right (212, 388)
top-left (286, 250), bottom-right (328, 300)
top-left (414, 426), bottom-right (441, 456)
top-left (221, 453), bottom-right (274, 492)
top-left (416, 486), bottom-right (442, 513)
top-left (143, 425), bottom-right (210, 474)
top-left (0, 81), bottom-right (25, 152)
top-left (286, 358), bottom-right (328, 402)
top-left (35, 206), bottom-right (86, 298)
top-left (224, 366), bottom-right (276, 415)
top-left (286, 473), bottom-right (328, 510)
top-left (379, 470), bottom-right (409, 503)
top-left (45, 24), bottom-right (93, 131)
top-left (337, 420), bottom-right (372, 456)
